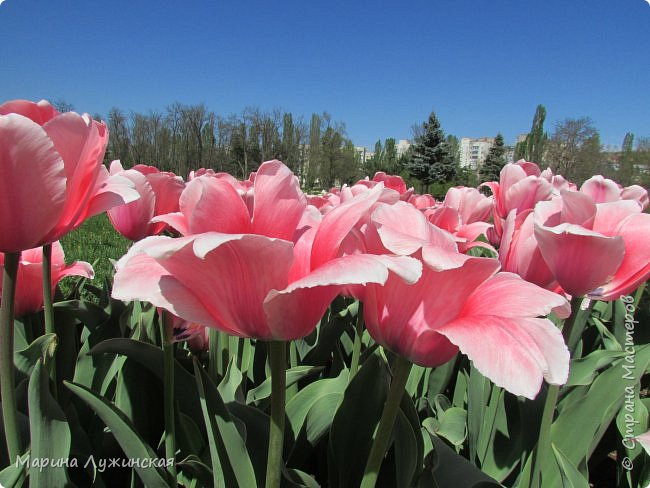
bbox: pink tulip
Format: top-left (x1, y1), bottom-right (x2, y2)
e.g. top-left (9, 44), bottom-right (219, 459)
top-left (113, 161), bottom-right (422, 341)
top-left (362, 244), bottom-right (570, 399)
top-left (481, 161), bottom-right (554, 240)
top-left (107, 161), bottom-right (185, 241)
top-left (534, 190), bottom-right (650, 299)
top-left (580, 175), bottom-right (649, 210)
top-left (0, 99), bottom-right (139, 252)
top-left (0, 242), bottom-right (93, 317)
top-left (407, 193), bottom-right (436, 210)
top-left (498, 210), bottom-right (558, 291)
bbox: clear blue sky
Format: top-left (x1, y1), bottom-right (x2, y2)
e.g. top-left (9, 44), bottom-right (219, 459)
top-left (1, 0), bottom-right (649, 150)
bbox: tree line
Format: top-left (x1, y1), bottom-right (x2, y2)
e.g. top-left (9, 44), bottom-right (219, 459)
top-left (51, 100), bottom-right (650, 193)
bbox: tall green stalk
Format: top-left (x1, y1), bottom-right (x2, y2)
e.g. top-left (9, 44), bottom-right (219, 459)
top-left (161, 311), bottom-right (178, 486)
top-left (361, 354), bottom-right (413, 488)
top-left (349, 302), bottom-right (364, 381)
top-left (42, 243), bottom-right (58, 396)
top-left (265, 341), bottom-right (286, 488)
top-left (0, 251), bottom-right (23, 461)
top-left (531, 295), bottom-right (586, 488)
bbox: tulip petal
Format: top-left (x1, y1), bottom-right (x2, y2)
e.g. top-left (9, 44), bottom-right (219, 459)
top-left (438, 316), bottom-right (569, 399)
top-left (311, 184), bottom-right (383, 268)
top-left (181, 176), bottom-right (252, 235)
top-left (265, 254), bottom-right (420, 340)
top-left (0, 114), bottom-right (67, 252)
top-left (252, 160), bottom-right (307, 240)
top-left (580, 176), bottom-right (622, 204)
top-left (534, 223), bottom-right (625, 297)
top-left (592, 213), bottom-right (650, 300)
top-left (461, 272), bottom-right (570, 319)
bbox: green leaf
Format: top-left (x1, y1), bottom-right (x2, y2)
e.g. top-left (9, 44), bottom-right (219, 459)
top-left (28, 360), bottom-right (75, 487)
top-left (176, 454), bottom-right (213, 488)
top-left (89, 338), bottom-right (203, 427)
top-left (247, 365), bottom-right (323, 406)
top-left (552, 444), bottom-right (590, 488)
top-left (14, 333), bottom-right (57, 377)
top-left (64, 381), bottom-right (172, 487)
top-left (428, 434), bottom-right (500, 487)
top-left (193, 359), bottom-right (257, 488)
top-left (328, 354), bottom-right (389, 488)
top-left (566, 349), bottom-right (626, 387)
top-left (0, 453), bottom-right (28, 487)
top-left (424, 408), bottom-right (467, 446)
top-left (218, 357), bottom-right (244, 404)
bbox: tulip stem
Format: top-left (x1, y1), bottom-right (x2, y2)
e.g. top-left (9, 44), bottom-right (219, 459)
top-left (361, 354), bottom-right (413, 488)
top-left (265, 341), bottom-right (286, 488)
top-left (532, 295), bottom-right (586, 488)
top-left (349, 302), bottom-right (364, 381)
top-left (0, 251), bottom-right (23, 461)
top-left (208, 328), bottom-right (219, 381)
top-left (42, 243), bottom-right (58, 398)
top-left (161, 311), bottom-right (177, 485)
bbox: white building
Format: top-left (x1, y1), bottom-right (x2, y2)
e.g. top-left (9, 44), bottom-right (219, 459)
top-left (354, 146), bottom-right (374, 164)
top-left (459, 137), bottom-right (495, 169)
top-left (396, 139), bottom-right (411, 157)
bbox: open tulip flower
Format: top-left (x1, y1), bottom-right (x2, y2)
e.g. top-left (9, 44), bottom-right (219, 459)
top-left (0, 241), bottom-right (93, 317)
top-left (0, 99), bottom-right (139, 252)
top-left (482, 160), bottom-right (554, 241)
top-left (107, 161), bottom-right (185, 241)
top-left (112, 160), bottom-right (421, 341)
top-left (534, 188), bottom-right (650, 299)
top-left (357, 200), bottom-right (570, 399)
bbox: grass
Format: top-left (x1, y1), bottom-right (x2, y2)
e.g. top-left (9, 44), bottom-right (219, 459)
top-left (60, 213), bottom-right (132, 296)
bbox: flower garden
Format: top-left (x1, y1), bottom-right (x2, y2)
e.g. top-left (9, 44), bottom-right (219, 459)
top-left (1, 99), bottom-right (649, 487)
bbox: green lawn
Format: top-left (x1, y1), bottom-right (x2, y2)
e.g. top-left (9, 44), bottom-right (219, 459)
top-left (60, 213), bottom-right (132, 295)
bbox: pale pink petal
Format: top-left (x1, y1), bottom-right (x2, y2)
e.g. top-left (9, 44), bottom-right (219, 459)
top-left (43, 113), bottom-right (108, 229)
top-left (580, 176), bottom-right (622, 204)
top-left (0, 99), bottom-right (59, 125)
top-left (0, 114), bottom-right (67, 252)
top-left (80, 170), bottom-right (140, 226)
top-left (310, 184), bottom-right (383, 268)
top-left (593, 213), bottom-right (650, 300)
top-left (592, 200), bottom-right (641, 236)
top-left (438, 315), bottom-right (569, 399)
top-left (426, 206), bottom-right (460, 233)
top-left (150, 212), bottom-right (189, 236)
top-left (534, 223), bottom-right (625, 297)
top-left (373, 201), bottom-right (457, 255)
top-left (515, 160), bottom-right (542, 177)
top-left (265, 254), bottom-right (421, 340)
top-left (252, 160), bottom-right (308, 240)
top-left (461, 272), bottom-right (570, 319)
top-left (635, 430), bottom-right (650, 456)
top-left (621, 185), bottom-right (649, 210)
top-left (181, 176), bottom-right (252, 235)
top-left (107, 170), bottom-right (155, 241)
top-left (159, 233), bottom-right (294, 339)
top-left (559, 190), bottom-right (596, 227)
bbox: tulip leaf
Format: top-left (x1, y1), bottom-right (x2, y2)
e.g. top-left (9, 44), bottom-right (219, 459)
top-left (192, 359), bottom-right (257, 488)
top-left (328, 353), bottom-right (389, 488)
top-left (566, 349), bottom-right (626, 387)
top-left (246, 365), bottom-right (323, 405)
top-left (552, 444), bottom-right (590, 488)
top-left (176, 454), bottom-right (214, 487)
top-left (64, 380), bottom-right (172, 487)
top-left (217, 356), bottom-right (244, 404)
top-left (14, 333), bottom-right (58, 377)
top-left (427, 434), bottom-right (500, 487)
top-left (88, 338), bottom-right (203, 426)
top-left (284, 467), bottom-right (320, 487)
top-left (424, 407), bottom-right (468, 447)
top-left (28, 360), bottom-right (74, 487)
top-left (0, 453), bottom-right (28, 487)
